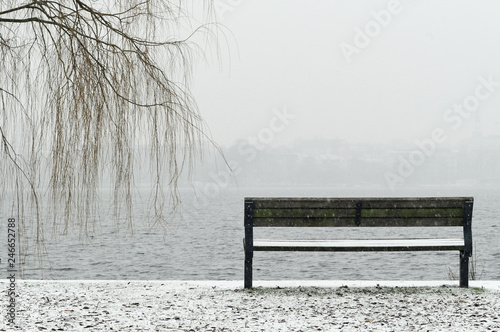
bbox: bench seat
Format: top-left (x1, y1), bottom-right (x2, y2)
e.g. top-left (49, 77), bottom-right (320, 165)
top-left (253, 238), bottom-right (465, 252)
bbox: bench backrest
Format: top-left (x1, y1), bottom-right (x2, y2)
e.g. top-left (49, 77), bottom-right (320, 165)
top-left (245, 197), bottom-right (473, 227)
top-left (244, 197), bottom-right (473, 254)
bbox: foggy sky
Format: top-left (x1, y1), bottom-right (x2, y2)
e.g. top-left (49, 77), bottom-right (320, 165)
top-left (193, 0), bottom-right (500, 148)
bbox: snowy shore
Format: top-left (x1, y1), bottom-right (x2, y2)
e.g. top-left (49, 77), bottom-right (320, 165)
top-left (1, 280), bottom-right (499, 331)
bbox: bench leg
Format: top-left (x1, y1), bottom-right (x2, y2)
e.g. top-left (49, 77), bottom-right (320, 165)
top-left (244, 253), bottom-right (253, 289)
top-left (459, 251), bottom-right (469, 288)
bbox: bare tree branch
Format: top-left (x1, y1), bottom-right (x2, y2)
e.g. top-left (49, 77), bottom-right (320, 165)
top-left (0, 0), bottom-right (220, 274)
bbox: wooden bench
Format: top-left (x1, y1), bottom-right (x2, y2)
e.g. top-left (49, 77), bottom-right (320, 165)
top-left (244, 197), bottom-right (474, 288)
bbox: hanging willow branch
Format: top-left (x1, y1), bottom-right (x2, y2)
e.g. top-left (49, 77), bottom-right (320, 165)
top-left (0, 0), bottom-right (218, 267)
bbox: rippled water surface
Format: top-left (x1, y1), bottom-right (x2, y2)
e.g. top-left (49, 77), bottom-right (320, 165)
top-left (14, 186), bottom-right (500, 281)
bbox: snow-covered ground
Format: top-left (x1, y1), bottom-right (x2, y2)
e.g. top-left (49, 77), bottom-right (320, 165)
top-left (1, 280), bottom-right (499, 331)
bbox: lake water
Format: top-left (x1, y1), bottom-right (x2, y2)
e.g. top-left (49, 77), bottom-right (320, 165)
top-left (12, 186), bottom-right (500, 281)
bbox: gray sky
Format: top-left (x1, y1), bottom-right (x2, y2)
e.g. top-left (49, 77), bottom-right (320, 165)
top-left (193, 0), bottom-right (500, 147)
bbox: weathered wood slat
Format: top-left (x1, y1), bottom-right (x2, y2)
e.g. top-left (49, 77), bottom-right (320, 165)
top-left (253, 238), bottom-right (465, 252)
top-left (361, 200), bottom-right (468, 209)
top-left (359, 217), bottom-right (464, 227)
top-left (361, 208), bottom-right (464, 218)
top-left (253, 208), bottom-right (464, 219)
top-left (253, 217), bottom-right (464, 227)
top-left (254, 208), bottom-right (356, 218)
top-left (251, 199), bottom-right (359, 209)
top-left (247, 197), bottom-right (473, 209)
top-left (253, 217), bottom-right (356, 227)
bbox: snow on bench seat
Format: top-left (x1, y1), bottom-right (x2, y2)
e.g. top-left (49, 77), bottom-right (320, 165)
top-left (253, 238), bottom-right (465, 252)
